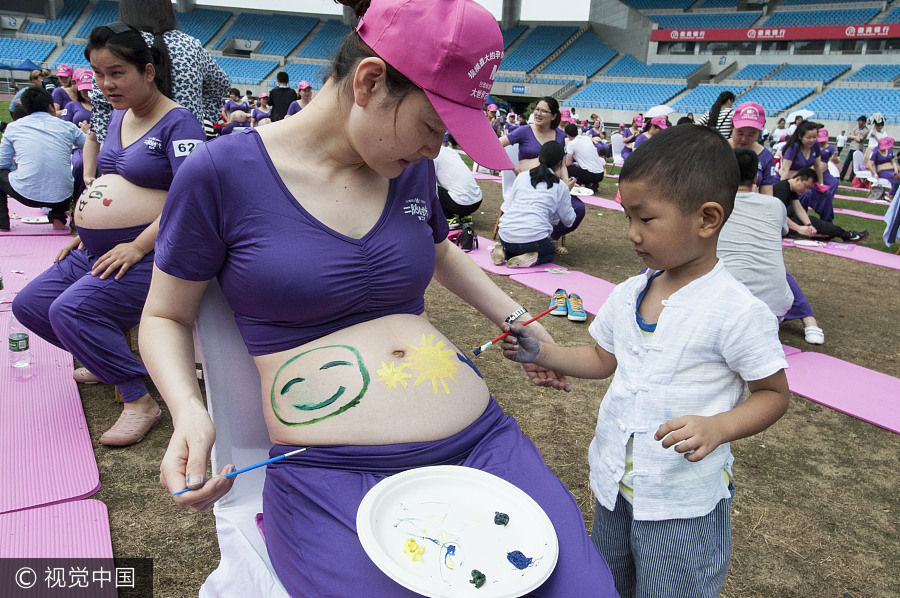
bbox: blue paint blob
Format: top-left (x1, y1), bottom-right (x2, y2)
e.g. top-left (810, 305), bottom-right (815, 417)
top-left (507, 550), bottom-right (533, 570)
top-left (456, 352), bottom-right (484, 378)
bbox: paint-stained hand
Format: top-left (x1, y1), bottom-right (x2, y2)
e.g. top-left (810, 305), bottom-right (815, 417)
top-left (160, 406), bottom-right (235, 512)
top-left (91, 241), bottom-right (147, 280)
top-left (55, 235), bottom-right (82, 262)
top-left (654, 415), bottom-right (725, 462)
top-left (500, 323), bottom-right (541, 363)
top-left (506, 321), bottom-right (571, 391)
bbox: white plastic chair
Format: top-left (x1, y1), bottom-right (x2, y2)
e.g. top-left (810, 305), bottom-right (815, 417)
top-left (195, 279), bottom-right (290, 598)
top-left (852, 149), bottom-right (874, 182)
top-left (500, 144), bottom-right (519, 203)
top-left (611, 132), bottom-right (624, 166)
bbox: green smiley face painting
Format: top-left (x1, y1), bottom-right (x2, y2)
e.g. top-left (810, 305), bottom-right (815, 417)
top-left (270, 345), bottom-right (370, 426)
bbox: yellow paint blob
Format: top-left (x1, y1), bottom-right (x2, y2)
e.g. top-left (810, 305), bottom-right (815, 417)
top-left (376, 360), bottom-right (412, 390)
top-left (405, 333), bottom-right (461, 394)
top-left (403, 538), bottom-right (425, 562)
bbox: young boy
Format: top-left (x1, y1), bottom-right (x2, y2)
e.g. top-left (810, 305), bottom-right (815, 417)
top-left (502, 125), bottom-right (790, 598)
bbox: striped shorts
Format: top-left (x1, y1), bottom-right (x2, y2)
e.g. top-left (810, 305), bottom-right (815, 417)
top-left (591, 484), bottom-right (734, 598)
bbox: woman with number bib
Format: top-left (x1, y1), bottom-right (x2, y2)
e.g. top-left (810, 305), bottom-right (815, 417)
top-left (12, 23), bottom-right (204, 447)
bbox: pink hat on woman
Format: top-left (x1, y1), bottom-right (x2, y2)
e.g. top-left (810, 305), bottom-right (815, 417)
top-left (76, 71), bottom-right (94, 91)
top-left (878, 136), bottom-right (894, 150)
top-left (732, 101), bottom-right (765, 130)
top-left (633, 115), bottom-right (644, 126)
top-left (56, 64), bottom-right (73, 77)
top-left (258, 91), bottom-right (269, 99)
top-left (357, 0), bottom-right (511, 170)
top-left (487, 103), bottom-right (498, 112)
top-left (560, 108), bottom-right (575, 124)
top-left (650, 115), bottom-right (668, 129)
top-left (297, 80), bottom-right (311, 90)
top-left (816, 128), bottom-right (829, 143)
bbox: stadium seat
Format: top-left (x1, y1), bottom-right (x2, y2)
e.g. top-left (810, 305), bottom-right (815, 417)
top-left (176, 8), bottom-right (231, 47)
top-left (671, 84), bottom-right (746, 114)
top-left (500, 26), bottom-right (578, 73)
top-left (648, 12), bottom-right (760, 30)
top-left (53, 44), bottom-right (89, 70)
top-left (845, 65), bottom-right (900, 84)
top-left (539, 33), bottom-right (617, 78)
top-left (215, 13), bottom-right (318, 57)
top-left (761, 8), bottom-right (878, 29)
top-left (76, 1), bottom-right (119, 38)
top-left (296, 20), bottom-right (350, 59)
top-left (273, 63), bottom-right (330, 89)
top-left (735, 86), bottom-right (816, 114)
top-left (567, 81), bottom-right (685, 112)
top-left (729, 63), bottom-right (780, 82)
top-left (0, 38), bottom-right (56, 64)
top-left (23, 0), bottom-right (87, 37)
top-left (604, 55), bottom-right (702, 79)
top-left (768, 64), bottom-right (849, 84)
top-left (213, 57), bottom-right (278, 85)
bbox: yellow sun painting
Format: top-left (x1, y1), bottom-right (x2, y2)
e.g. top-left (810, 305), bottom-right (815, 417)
top-left (376, 360), bottom-right (412, 390)
top-left (404, 333), bottom-right (461, 394)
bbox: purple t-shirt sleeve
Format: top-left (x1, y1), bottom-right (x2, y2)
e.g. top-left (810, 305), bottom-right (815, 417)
top-left (506, 125), bottom-right (527, 145)
top-left (52, 86), bottom-right (70, 108)
top-left (163, 112), bottom-right (207, 176)
top-left (757, 149), bottom-right (780, 187)
top-left (286, 101), bottom-right (301, 116)
top-left (156, 143), bottom-right (227, 281)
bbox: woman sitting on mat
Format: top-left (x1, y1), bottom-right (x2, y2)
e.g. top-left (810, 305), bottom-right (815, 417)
top-left (866, 136), bottom-right (899, 198)
top-left (619, 114), bottom-right (642, 162)
top-left (12, 22), bottom-right (205, 447)
top-left (492, 141), bottom-right (580, 268)
top-left (779, 120), bottom-right (827, 189)
top-left (728, 101), bottom-right (780, 196)
top-left (140, 1), bottom-right (617, 596)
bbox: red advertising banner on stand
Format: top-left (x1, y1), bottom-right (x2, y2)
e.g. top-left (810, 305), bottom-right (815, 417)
top-left (651, 23), bottom-right (900, 42)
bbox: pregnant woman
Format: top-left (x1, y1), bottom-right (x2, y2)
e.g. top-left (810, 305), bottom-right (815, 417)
top-left (140, 1), bottom-right (617, 596)
top-left (12, 22), bottom-right (205, 447)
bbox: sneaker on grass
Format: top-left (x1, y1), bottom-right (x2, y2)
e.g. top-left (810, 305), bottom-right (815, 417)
top-left (566, 292), bottom-right (587, 322)
top-left (447, 215), bottom-right (462, 229)
top-left (549, 289), bottom-right (568, 316)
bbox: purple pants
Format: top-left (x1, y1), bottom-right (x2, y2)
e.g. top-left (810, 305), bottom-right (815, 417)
top-left (551, 196), bottom-right (586, 241)
top-left (783, 273), bottom-right (814, 321)
top-left (11, 224), bottom-right (152, 401)
top-left (798, 171), bottom-right (838, 222)
top-left (262, 397), bottom-right (619, 598)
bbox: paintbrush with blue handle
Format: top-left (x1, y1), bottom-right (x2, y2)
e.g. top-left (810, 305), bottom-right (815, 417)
top-left (172, 447), bottom-right (308, 496)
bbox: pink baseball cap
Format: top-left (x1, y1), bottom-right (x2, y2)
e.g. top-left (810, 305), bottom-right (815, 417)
top-left (633, 115), bottom-right (643, 126)
top-left (297, 80), bottom-right (311, 90)
top-left (357, 0), bottom-right (512, 171)
top-left (258, 91), bottom-right (269, 99)
top-left (878, 136), bottom-right (894, 150)
top-left (732, 101), bottom-right (765, 131)
top-left (560, 108), bottom-right (575, 124)
top-left (76, 71), bottom-right (94, 91)
top-left (650, 115), bottom-right (668, 129)
top-left (487, 103), bottom-right (498, 112)
top-left (817, 128), bottom-right (829, 143)
top-left (56, 64), bottom-right (73, 77)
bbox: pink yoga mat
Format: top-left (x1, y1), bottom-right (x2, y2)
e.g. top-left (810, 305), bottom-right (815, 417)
top-left (0, 200), bottom-right (73, 237)
top-left (0, 500), bottom-right (112, 558)
top-left (782, 344), bottom-right (802, 357)
top-left (472, 172), bottom-right (502, 182)
top-left (785, 352), bottom-right (900, 434)
top-left (0, 236), bottom-right (71, 311)
top-left (581, 195), bottom-right (624, 212)
top-left (782, 239), bottom-right (900, 270)
top-left (833, 208), bottom-right (884, 221)
top-left (834, 193), bottom-right (890, 205)
top-left (510, 270), bottom-right (616, 316)
top-left (466, 236), bottom-right (565, 275)
top-left (0, 309), bottom-right (99, 514)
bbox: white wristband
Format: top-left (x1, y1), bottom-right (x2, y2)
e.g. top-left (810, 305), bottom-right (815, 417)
top-left (504, 308), bottom-right (527, 324)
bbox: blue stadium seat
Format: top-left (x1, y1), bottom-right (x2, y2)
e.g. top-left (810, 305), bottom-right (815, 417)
top-left (496, 76), bottom-right (525, 83)
top-left (845, 65), bottom-right (900, 84)
top-left (768, 64), bottom-right (849, 84)
top-left (23, 0), bottom-right (87, 37)
top-left (0, 38), bottom-right (56, 64)
top-left (671, 84), bottom-right (746, 114)
top-left (648, 12), bottom-right (760, 30)
top-left (215, 13), bottom-right (318, 57)
top-left (54, 44), bottom-right (89, 70)
top-left (605, 55), bottom-right (702, 79)
top-left (271, 63), bottom-right (331, 89)
top-left (782, 0), bottom-right (876, 5)
top-left (621, 0), bottom-right (694, 9)
top-left (566, 81), bottom-right (685, 111)
top-left (761, 8), bottom-right (878, 28)
top-left (213, 56), bottom-right (278, 85)
top-left (698, 0), bottom-right (739, 8)
top-left (733, 86), bottom-right (816, 114)
top-left (529, 78), bottom-right (577, 85)
top-left (500, 26), bottom-right (578, 72)
top-left (800, 88), bottom-right (900, 124)
top-left (540, 33), bottom-right (616, 77)
top-left (883, 7), bottom-right (900, 24)
top-left (501, 26), bottom-right (527, 49)
top-left (76, 1), bottom-right (119, 38)
top-left (176, 8), bottom-right (231, 46)
top-left (297, 20), bottom-right (350, 59)
top-left (729, 63), bottom-right (780, 81)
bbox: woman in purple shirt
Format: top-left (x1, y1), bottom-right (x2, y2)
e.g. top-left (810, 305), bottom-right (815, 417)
top-left (867, 135), bottom-right (899, 197)
top-left (728, 101), bottom-right (779, 196)
top-left (250, 92), bottom-right (271, 127)
top-left (12, 22), bottom-right (205, 448)
top-left (499, 96), bottom-right (567, 174)
top-left (51, 64), bottom-right (77, 113)
top-left (285, 80), bottom-right (312, 117)
top-left (779, 120), bottom-right (825, 186)
top-left (140, 1), bottom-right (616, 595)
top-left (62, 70), bottom-right (95, 201)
